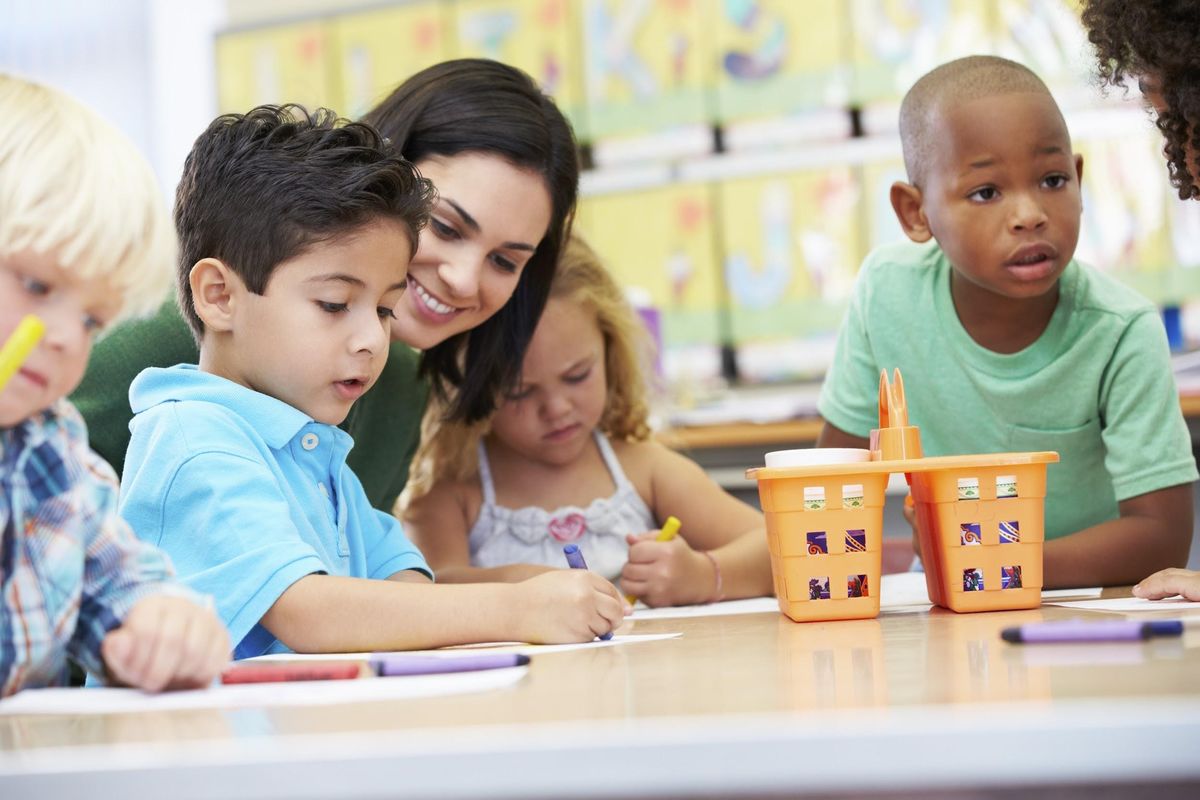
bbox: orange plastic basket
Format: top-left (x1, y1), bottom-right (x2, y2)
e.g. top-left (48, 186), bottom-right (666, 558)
top-left (748, 370), bottom-right (1057, 619)
top-left (911, 458), bottom-right (1050, 612)
top-left (755, 465), bottom-right (888, 622)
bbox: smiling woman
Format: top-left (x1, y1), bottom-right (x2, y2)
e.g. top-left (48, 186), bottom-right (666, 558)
top-left (71, 59), bottom-right (580, 514)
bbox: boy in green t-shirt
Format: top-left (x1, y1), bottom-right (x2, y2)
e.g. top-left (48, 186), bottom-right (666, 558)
top-left (817, 55), bottom-right (1197, 589)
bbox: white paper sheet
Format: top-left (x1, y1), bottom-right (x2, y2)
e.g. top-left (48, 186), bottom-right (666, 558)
top-left (880, 572), bottom-right (933, 609)
top-left (0, 666), bottom-right (527, 716)
top-left (246, 632), bottom-right (682, 662)
top-left (628, 597), bottom-right (780, 620)
top-left (1043, 596), bottom-right (1200, 613)
top-left (1041, 587), bottom-right (1104, 600)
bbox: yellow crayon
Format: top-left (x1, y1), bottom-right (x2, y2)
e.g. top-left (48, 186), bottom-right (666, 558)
top-left (0, 315), bottom-right (45, 392)
top-left (626, 516), bottom-right (682, 605)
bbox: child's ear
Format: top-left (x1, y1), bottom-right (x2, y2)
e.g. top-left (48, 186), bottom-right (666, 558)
top-left (189, 258), bottom-right (240, 333)
top-left (1074, 152), bottom-right (1085, 185)
top-left (890, 181), bottom-right (933, 243)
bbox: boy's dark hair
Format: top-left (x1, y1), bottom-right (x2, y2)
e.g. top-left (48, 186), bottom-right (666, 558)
top-left (1082, 0), bottom-right (1200, 200)
top-left (174, 105), bottom-right (434, 339)
top-left (363, 59), bottom-right (579, 424)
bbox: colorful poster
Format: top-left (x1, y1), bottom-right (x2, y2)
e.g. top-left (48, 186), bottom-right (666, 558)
top-left (329, 2), bottom-right (452, 120)
top-left (991, 0), bottom-right (1094, 108)
top-left (581, 0), bottom-right (715, 138)
top-left (717, 167), bottom-right (865, 380)
top-left (216, 21), bottom-right (338, 114)
top-left (455, 0), bottom-right (587, 138)
top-left (849, 0), bottom-right (994, 106)
top-left (1075, 130), bottom-right (1174, 301)
top-left (711, 0), bottom-right (851, 123)
top-left (575, 183), bottom-right (724, 381)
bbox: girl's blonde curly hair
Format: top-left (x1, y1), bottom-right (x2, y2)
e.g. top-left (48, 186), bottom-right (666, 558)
top-left (400, 233), bottom-right (655, 511)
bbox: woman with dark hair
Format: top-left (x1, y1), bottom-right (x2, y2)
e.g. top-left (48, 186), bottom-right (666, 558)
top-left (73, 58), bottom-right (579, 514)
top-left (1081, 1), bottom-right (1200, 601)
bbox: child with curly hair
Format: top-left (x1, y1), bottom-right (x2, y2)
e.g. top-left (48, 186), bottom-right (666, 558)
top-left (1082, 0), bottom-right (1200, 601)
top-left (402, 235), bottom-right (773, 607)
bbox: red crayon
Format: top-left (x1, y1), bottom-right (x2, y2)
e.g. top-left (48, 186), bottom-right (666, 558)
top-left (220, 662), bottom-right (363, 684)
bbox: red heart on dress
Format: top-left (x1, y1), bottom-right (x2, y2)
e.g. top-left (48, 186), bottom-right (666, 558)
top-left (548, 512), bottom-right (586, 542)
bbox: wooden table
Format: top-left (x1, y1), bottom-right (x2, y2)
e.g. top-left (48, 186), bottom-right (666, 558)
top-left (2, 593), bottom-right (1199, 798)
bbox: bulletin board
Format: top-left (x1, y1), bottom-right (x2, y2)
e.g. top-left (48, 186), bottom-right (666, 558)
top-left (710, 0), bottom-right (851, 124)
top-left (454, 0), bottom-right (587, 138)
top-left (716, 166), bottom-right (865, 380)
top-left (328, 2), bottom-right (453, 120)
top-left (580, 0), bottom-right (715, 139)
top-left (576, 182), bottom-right (725, 380)
top-left (216, 20), bottom-right (340, 114)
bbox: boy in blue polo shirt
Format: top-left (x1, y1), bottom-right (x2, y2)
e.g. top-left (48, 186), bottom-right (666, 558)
top-left (817, 56), bottom-right (1196, 588)
top-left (119, 106), bottom-right (625, 658)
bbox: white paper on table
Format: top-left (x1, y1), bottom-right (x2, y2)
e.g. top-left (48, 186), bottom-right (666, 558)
top-left (880, 572), bottom-right (933, 609)
top-left (1043, 596), bottom-right (1200, 613)
top-left (247, 632), bottom-right (682, 662)
top-left (629, 597), bottom-right (779, 620)
top-left (1041, 587), bottom-right (1103, 600)
top-left (0, 666), bottom-right (527, 716)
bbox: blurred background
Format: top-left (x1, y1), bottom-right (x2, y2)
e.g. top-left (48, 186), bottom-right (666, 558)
top-left (6, 2), bottom-right (1200, 561)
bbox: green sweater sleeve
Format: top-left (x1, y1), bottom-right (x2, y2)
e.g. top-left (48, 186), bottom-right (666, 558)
top-left (342, 342), bottom-right (429, 513)
top-left (71, 300), bottom-right (200, 478)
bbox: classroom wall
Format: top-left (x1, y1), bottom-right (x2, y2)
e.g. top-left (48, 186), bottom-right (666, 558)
top-left (6, 1), bottom-right (1199, 389)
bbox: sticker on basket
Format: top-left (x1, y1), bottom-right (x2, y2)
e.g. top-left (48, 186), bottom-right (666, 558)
top-left (806, 531), bottom-right (828, 555)
top-left (957, 477), bottom-right (979, 500)
top-left (808, 577), bottom-right (831, 600)
top-left (847, 574), bottom-right (869, 597)
top-left (842, 484), bottom-right (864, 509)
top-left (1001, 565), bottom-right (1023, 589)
top-left (960, 522), bottom-right (982, 546)
top-left (1000, 520), bottom-right (1020, 544)
top-left (996, 475), bottom-right (1018, 499)
top-left (845, 529), bottom-right (867, 552)
top-left (803, 486), bottom-right (825, 511)
top-left (963, 568), bottom-right (984, 591)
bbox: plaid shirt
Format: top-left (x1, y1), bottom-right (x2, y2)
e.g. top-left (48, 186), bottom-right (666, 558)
top-left (1, 399), bottom-right (191, 696)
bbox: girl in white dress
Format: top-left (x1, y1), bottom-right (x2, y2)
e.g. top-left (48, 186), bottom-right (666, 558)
top-left (402, 236), bottom-right (772, 607)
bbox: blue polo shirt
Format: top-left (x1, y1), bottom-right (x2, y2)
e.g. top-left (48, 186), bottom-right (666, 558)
top-left (119, 365), bottom-right (431, 659)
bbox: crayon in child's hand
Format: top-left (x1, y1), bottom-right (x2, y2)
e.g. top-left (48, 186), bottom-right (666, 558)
top-left (562, 544), bottom-right (613, 641)
top-left (625, 516), bottom-right (682, 605)
top-left (0, 315), bottom-right (45, 392)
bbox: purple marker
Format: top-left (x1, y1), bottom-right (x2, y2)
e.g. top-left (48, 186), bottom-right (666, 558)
top-left (562, 544), bottom-right (614, 641)
top-left (370, 653), bottom-right (529, 677)
top-left (1001, 619), bottom-right (1183, 644)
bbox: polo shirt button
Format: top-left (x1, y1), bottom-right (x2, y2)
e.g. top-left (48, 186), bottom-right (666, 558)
top-left (301, 433), bottom-right (319, 451)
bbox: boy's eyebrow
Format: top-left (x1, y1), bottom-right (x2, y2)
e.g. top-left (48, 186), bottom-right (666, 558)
top-left (443, 198), bottom-right (538, 253)
top-left (962, 144), bottom-right (1067, 175)
top-left (306, 273), bottom-right (408, 291)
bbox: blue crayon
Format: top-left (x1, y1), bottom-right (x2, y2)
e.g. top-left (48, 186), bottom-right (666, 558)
top-left (562, 544), bottom-right (613, 641)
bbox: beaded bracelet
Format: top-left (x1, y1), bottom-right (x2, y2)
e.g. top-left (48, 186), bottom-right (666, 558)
top-left (701, 550), bottom-right (724, 603)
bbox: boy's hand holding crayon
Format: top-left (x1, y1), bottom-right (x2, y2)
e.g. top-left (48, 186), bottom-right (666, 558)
top-left (511, 570), bottom-right (626, 643)
top-left (101, 595), bottom-right (230, 691)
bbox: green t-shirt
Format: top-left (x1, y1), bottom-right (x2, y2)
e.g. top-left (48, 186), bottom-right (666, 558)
top-left (71, 300), bottom-right (428, 513)
top-left (818, 240), bottom-right (1197, 540)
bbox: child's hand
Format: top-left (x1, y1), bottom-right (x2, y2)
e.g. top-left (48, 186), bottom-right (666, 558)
top-left (101, 595), bottom-right (230, 691)
top-left (621, 532), bottom-right (712, 607)
top-left (1132, 568), bottom-right (1200, 601)
top-left (512, 571), bottom-right (626, 643)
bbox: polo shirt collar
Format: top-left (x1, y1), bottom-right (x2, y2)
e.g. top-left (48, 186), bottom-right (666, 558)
top-left (130, 364), bottom-right (314, 449)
